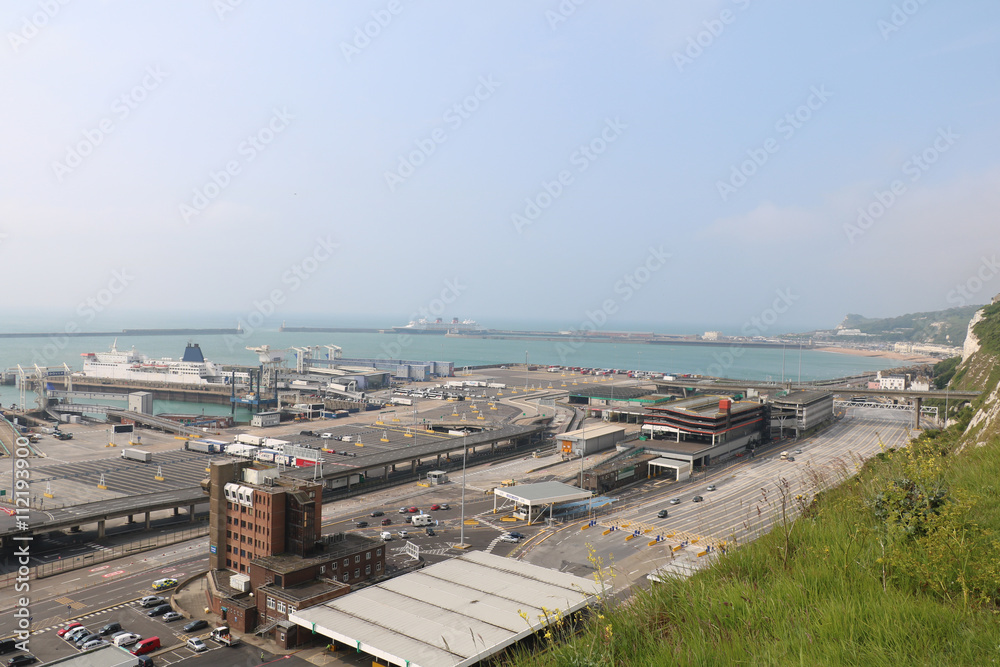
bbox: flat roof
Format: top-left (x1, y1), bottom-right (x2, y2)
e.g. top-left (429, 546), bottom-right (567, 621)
top-left (643, 438), bottom-right (715, 456)
top-left (493, 481), bottom-right (592, 505)
top-left (568, 386), bottom-right (650, 400)
top-left (649, 395), bottom-right (761, 417)
top-left (290, 551), bottom-right (603, 667)
top-left (42, 645), bottom-right (140, 666)
top-left (771, 390), bottom-right (833, 406)
top-left (558, 424), bottom-right (625, 441)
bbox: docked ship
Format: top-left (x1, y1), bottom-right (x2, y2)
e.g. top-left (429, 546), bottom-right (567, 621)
top-left (76, 341), bottom-right (245, 386)
top-left (391, 318), bottom-right (486, 335)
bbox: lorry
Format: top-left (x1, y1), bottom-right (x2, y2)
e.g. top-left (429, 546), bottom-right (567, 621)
top-left (185, 440), bottom-right (219, 454)
top-left (210, 626), bottom-right (241, 647)
top-left (122, 448), bottom-right (152, 463)
top-left (392, 397), bottom-right (413, 406)
top-left (235, 434), bottom-right (264, 446)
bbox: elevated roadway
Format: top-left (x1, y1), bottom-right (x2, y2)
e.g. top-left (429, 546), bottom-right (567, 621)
top-left (0, 487), bottom-right (206, 548)
top-left (653, 379), bottom-right (980, 401)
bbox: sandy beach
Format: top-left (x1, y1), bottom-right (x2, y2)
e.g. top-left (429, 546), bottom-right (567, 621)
top-left (815, 346), bottom-right (940, 365)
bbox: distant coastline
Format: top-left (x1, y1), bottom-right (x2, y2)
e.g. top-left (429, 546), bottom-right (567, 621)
top-left (815, 346), bottom-right (939, 364)
top-left (0, 328), bottom-right (241, 339)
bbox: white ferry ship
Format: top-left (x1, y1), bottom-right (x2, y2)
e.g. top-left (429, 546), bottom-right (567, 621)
top-left (392, 318), bottom-right (485, 335)
top-left (76, 341), bottom-right (245, 385)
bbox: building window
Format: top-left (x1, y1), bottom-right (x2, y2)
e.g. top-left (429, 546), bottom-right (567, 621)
top-left (343, 558), bottom-right (348, 567)
top-left (320, 565), bottom-right (325, 574)
top-left (355, 555), bottom-right (360, 564)
top-left (376, 548), bottom-right (382, 556)
top-left (343, 573), bottom-right (349, 583)
top-left (365, 565), bottom-right (371, 575)
top-left (289, 606), bottom-right (296, 614)
top-left (226, 558), bottom-right (231, 567)
top-left (267, 597), bottom-right (275, 609)
top-left (331, 561), bottom-right (337, 570)
top-left (277, 601), bottom-right (286, 613)
top-left (354, 568), bottom-right (360, 578)
top-left (376, 562), bottom-right (381, 571)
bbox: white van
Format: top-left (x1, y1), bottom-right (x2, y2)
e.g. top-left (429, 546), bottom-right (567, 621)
top-left (411, 514), bottom-right (433, 527)
top-left (380, 531), bottom-right (393, 541)
top-left (114, 633), bottom-right (141, 648)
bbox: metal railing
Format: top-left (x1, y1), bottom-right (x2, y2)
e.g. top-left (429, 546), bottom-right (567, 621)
top-left (0, 524), bottom-right (209, 588)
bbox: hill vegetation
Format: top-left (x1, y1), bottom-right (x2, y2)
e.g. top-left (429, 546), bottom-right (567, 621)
top-left (509, 303), bottom-right (1000, 666)
top-left (838, 305), bottom-right (981, 345)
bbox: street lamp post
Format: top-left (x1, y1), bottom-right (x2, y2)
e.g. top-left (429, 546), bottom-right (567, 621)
top-left (459, 433), bottom-right (468, 548)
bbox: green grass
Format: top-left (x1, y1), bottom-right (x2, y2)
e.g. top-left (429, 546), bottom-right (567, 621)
top-left (506, 409), bottom-right (1000, 666)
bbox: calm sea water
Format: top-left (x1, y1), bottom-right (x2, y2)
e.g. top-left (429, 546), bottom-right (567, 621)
top-left (0, 324), bottom-right (897, 419)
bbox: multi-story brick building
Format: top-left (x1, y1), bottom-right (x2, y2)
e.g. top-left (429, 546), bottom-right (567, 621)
top-left (205, 459), bottom-right (384, 639)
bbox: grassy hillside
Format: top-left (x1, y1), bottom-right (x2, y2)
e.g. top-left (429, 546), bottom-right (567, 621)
top-left (509, 305), bottom-right (1000, 666)
top-left (839, 305), bottom-right (981, 345)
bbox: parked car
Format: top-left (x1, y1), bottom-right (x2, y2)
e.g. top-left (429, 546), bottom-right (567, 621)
top-left (397, 529), bottom-right (408, 538)
top-left (147, 604), bottom-right (172, 617)
top-left (140, 595), bottom-right (166, 608)
top-left (136, 656), bottom-right (154, 667)
top-left (370, 510), bottom-right (384, 517)
top-left (99, 622), bottom-right (122, 636)
top-left (408, 506), bottom-right (419, 513)
top-left (380, 531), bottom-right (393, 541)
top-left (398, 507), bottom-right (408, 514)
top-left (430, 504), bottom-right (441, 511)
top-left (0, 640), bottom-right (16, 654)
top-left (693, 496), bottom-right (704, 503)
top-left (439, 503), bottom-right (450, 510)
top-left (183, 620), bottom-right (209, 633)
top-left (320, 432), bottom-right (333, 439)
top-left (657, 509), bottom-right (670, 518)
top-left (425, 528), bottom-right (435, 536)
top-left (707, 485), bottom-right (717, 492)
top-left (381, 518), bottom-right (392, 526)
top-left (81, 639), bottom-right (108, 650)
top-left (64, 627), bottom-right (90, 643)
top-left (162, 612), bottom-right (182, 622)
top-left (6, 655), bottom-right (36, 666)
top-left (186, 637), bottom-right (208, 652)
top-left (669, 498), bottom-right (681, 505)
top-left (56, 623), bottom-right (83, 638)
top-left (75, 633), bottom-right (101, 648)
top-left (113, 633), bottom-right (141, 648)
top-left (403, 516), bottom-right (412, 523)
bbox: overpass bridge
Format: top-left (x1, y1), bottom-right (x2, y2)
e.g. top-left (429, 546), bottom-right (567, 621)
top-left (0, 487), bottom-right (207, 551)
top-left (0, 422), bottom-right (548, 551)
top-left (652, 379), bottom-right (981, 401)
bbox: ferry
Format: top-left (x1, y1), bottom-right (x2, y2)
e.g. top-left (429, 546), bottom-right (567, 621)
top-left (76, 341), bottom-right (246, 386)
top-left (392, 318), bottom-right (486, 335)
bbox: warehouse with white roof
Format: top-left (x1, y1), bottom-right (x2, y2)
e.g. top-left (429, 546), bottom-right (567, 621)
top-left (289, 550), bottom-right (604, 667)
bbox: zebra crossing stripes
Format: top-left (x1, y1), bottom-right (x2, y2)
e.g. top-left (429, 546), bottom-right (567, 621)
top-left (36, 601), bottom-right (136, 635)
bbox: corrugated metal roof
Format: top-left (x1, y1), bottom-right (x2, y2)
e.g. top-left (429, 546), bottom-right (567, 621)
top-left (290, 551), bottom-right (603, 667)
top-left (559, 424), bottom-right (625, 440)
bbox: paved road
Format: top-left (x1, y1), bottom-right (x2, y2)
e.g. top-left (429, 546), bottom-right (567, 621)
top-left (518, 415), bottom-right (913, 588)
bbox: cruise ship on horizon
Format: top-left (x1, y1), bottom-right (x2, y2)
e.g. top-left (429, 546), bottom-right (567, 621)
top-left (76, 341), bottom-right (246, 386)
top-left (392, 317), bottom-right (486, 335)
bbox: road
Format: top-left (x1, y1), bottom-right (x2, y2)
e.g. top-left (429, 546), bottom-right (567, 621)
top-left (516, 415), bottom-right (913, 588)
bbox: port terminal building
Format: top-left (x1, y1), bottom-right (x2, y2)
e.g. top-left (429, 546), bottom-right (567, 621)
top-left (492, 481), bottom-right (593, 524)
top-left (640, 396), bottom-right (769, 467)
top-left (768, 390), bottom-right (835, 438)
top-left (557, 423), bottom-right (626, 457)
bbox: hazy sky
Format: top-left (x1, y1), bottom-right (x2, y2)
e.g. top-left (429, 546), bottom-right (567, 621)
top-left (3, 1), bottom-right (999, 334)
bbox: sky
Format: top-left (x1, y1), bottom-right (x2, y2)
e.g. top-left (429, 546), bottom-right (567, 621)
top-left (2, 1), bottom-right (999, 335)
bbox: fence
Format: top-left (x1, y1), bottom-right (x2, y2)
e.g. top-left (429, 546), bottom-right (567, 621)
top-left (0, 524), bottom-right (209, 588)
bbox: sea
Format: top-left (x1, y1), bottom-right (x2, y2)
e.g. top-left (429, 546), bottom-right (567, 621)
top-left (0, 313), bottom-right (899, 421)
